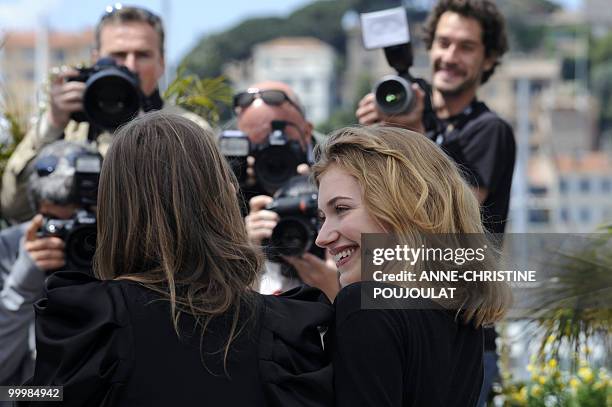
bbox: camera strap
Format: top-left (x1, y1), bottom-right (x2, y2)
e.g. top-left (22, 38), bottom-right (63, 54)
top-left (429, 99), bottom-right (488, 146)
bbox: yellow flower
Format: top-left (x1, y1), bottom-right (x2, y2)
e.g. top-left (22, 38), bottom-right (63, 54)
top-left (547, 359), bottom-right (558, 369)
top-left (545, 334), bottom-right (556, 345)
top-left (531, 384), bottom-right (542, 397)
top-left (578, 367), bottom-right (594, 383)
top-left (517, 387), bottom-right (528, 403)
top-left (538, 376), bottom-right (546, 385)
top-left (569, 378), bottom-right (580, 390)
top-left (527, 364), bottom-right (534, 372)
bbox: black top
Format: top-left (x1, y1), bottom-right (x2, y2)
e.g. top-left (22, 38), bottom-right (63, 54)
top-left (21, 271), bottom-right (333, 407)
top-left (427, 100), bottom-right (516, 234)
top-left (332, 283), bottom-right (483, 407)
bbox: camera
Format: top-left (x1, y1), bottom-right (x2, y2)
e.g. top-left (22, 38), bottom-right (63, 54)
top-left (361, 7), bottom-right (437, 128)
top-left (41, 210), bottom-right (96, 271)
top-left (219, 120), bottom-right (308, 195)
top-left (262, 176), bottom-right (322, 262)
top-left (40, 154), bottom-right (101, 271)
top-left (69, 57), bottom-right (141, 131)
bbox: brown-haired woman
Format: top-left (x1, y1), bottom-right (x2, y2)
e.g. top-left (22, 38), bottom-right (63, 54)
top-left (314, 125), bottom-right (511, 406)
top-left (24, 112), bottom-right (332, 407)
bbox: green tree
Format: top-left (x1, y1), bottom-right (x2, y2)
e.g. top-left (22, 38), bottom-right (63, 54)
top-left (163, 67), bottom-right (233, 126)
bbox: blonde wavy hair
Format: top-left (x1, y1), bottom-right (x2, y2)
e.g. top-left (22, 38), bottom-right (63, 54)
top-left (312, 125), bottom-right (511, 326)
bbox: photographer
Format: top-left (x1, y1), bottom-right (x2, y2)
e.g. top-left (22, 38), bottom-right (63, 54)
top-left (357, 0), bottom-right (515, 235)
top-left (0, 141), bottom-right (96, 387)
top-left (2, 5), bottom-right (209, 223)
top-left (357, 1), bottom-right (515, 405)
top-left (235, 81), bottom-right (338, 300)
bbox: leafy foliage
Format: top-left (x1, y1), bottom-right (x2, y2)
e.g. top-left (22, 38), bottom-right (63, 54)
top-left (163, 67), bottom-right (233, 126)
top-left (500, 359), bottom-right (610, 406)
top-left (524, 231), bottom-right (612, 368)
top-left (182, 1), bottom-right (353, 79)
top-left (180, 0), bottom-right (563, 115)
top-left (0, 87), bottom-right (28, 180)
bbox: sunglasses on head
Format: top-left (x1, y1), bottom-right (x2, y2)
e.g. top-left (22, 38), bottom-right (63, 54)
top-left (101, 3), bottom-right (161, 25)
top-left (233, 89), bottom-right (303, 116)
top-left (35, 152), bottom-right (81, 177)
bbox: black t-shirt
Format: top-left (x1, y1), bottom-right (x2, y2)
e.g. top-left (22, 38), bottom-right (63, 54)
top-left (332, 283), bottom-right (484, 407)
top-left (427, 100), bottom-right (516, 234)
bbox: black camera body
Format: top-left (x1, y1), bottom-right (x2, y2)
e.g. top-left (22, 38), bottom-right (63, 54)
top-left (69, 57), bottom-right (141, 131)
top-left (264, 192), bottom-right (320, 261)
top-left (41, 210), bottom-right (96, 271)
top-left (40, 153), bottom-right (101, 271)
top-left (374, 44), bottom-right (438, 131)
top-left (219, 120), bottom-right (308, 195)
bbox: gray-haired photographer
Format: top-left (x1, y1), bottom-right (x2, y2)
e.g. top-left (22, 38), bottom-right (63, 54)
top-left (0, 141), bottom-right (99, 389)
top-left (1, 4), bottom-right (209, 224)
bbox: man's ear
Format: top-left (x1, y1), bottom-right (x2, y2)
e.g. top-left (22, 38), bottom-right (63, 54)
top-left (304, 121), bottom-right (314, 143)
top-left (483, 54), bottom-right (496, 72)
top-left (160, 54), bottom-right (166, 72)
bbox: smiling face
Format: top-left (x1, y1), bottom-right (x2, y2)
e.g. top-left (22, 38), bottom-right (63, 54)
top-left (430, 11), bottom-right (494, 97)
top-left (315, 165), bottom-right (385, 287)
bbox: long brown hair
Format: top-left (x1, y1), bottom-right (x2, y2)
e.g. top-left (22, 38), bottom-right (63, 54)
top-left (313, 125), bottom-right (511, 327)
top-left (94, 111), bottom-right (262, 363)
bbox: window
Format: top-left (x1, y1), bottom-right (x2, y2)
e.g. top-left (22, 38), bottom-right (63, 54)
top-left (579, 207), bottom-right (591, 223)
top-left (560, 207), bottom-right (569, 222)
top-left (528, 209), bottom-right (549, 224)
top-left (579, 178), bottom-right (590, 193)
top-left (559, 178), bottom-right (568, 193)
top-left (53, 49), bottom-right (65, 63)
top-left (601, 178), bottom-right (611, 193)
top-left (529, 185), bottom-right (547, 196)
top-left (21, 47), bottom-right (34, 61)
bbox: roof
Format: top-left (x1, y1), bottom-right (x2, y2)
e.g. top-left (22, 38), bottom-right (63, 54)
top-left (2, 29), bottom-right (94, 49)
top-left (256, 36), bottom-right (333, 50)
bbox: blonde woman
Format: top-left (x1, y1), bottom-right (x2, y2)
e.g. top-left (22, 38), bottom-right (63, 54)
top-left (25, 112), bottom-right (332, 406)
top-left (313, 125), bottom-right (511, 406)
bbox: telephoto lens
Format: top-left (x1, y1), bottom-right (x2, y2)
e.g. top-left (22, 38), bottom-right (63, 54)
top-left (70, 58), bottom-right (141, 130)
top-left (373, 75), bottom-right (415, 115)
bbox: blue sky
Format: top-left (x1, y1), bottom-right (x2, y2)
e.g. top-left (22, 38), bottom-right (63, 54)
top-left (0, 0), bottom-right (582, 65)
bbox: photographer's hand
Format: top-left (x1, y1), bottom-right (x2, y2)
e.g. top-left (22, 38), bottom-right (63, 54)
top-left (356, 83), bottom-right (426, 133)
top-left (24, 215), bottom-right (66, 272)
top-left (283, 252), bottom-right (340, 301)
top-left (245, 195), bottom-right (279, 247)
top-left (47, 67), bottom-right (86, 130)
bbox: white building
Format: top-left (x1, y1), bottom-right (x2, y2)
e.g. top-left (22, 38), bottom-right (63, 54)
top-left (250, 37), bottom-right (336, 124)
